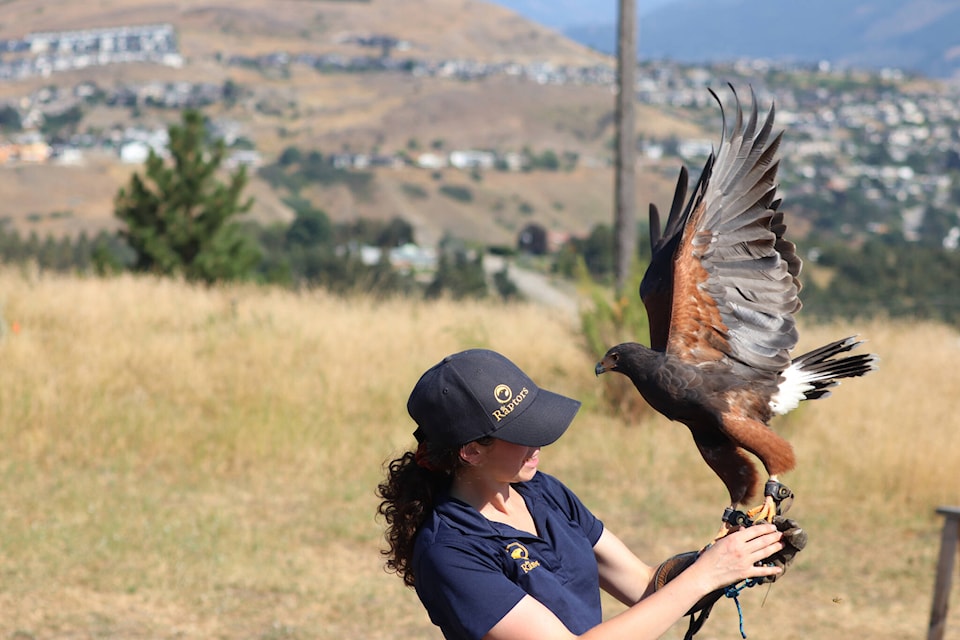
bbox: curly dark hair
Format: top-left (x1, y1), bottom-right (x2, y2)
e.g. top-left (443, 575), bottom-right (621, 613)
top-left (376, 437), bottom-right (492, 587)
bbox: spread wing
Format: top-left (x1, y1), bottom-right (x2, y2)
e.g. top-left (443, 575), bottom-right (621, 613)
top-left (640, 86), bottom-right (802, 374)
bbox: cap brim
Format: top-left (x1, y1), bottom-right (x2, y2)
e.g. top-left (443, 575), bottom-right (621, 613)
top-left (491, 389), bottom-right (581, 447)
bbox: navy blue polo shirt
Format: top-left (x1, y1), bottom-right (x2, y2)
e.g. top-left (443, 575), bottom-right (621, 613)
top-left (413, 471), bottom-right (605, 639)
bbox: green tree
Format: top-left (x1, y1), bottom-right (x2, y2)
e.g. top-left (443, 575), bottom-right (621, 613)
top-left (492, 265), bottom-right (521, 301)
top-left (374, 217), bottom-right (414, 248)
top-left (222, 79), bottom-right (242, 108)
top-left (564, 223), bottom-right (615, 279)
top-left (426, 250), bottom-right (487, 300)
top-left (114, 109), bottom-right (259, 283)
top-left (285, 204), bottom-right (333, 248)
top-left (40, 105), bottom-right (84, 139)
top-left (277, 145), bottom-right (302, 167)
top-left (0, 105), bottom-right (21, 132)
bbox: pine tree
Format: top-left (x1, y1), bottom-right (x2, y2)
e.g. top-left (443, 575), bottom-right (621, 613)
top-left (114, 109), bottom-right (259, 283)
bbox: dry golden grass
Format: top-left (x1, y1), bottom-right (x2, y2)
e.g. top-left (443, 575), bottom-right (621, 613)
top-left (0, 267), bottom-right (958, 638)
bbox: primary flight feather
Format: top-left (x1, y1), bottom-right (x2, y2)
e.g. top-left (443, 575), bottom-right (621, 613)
top-left (595, 85), bottom-right (878, 533)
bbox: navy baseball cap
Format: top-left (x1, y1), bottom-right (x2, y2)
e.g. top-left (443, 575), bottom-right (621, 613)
top-left (408, 349), bottom-right (581, 447)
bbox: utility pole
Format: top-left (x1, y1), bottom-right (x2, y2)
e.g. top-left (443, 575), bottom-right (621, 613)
top-left (613, 0), bottom-right (637, 297)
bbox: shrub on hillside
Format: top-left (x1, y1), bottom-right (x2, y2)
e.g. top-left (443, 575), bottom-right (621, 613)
top-left (437, 184), bottom-right (473, 203)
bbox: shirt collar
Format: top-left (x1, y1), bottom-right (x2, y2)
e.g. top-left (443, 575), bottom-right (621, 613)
top-left (433, 479), bottom-right (541, 540)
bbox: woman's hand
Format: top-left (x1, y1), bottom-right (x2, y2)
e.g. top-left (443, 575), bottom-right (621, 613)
top-left (691, 523), bottom-right (785, 591)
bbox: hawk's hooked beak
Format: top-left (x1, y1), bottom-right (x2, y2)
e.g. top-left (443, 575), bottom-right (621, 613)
top-left (596, 352), bottom-right (618, 376)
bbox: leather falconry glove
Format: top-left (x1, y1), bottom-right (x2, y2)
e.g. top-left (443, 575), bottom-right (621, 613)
top-left (651, 515), bottom-right (808, 639)
top-left (759, 515), bottom-right (808, 582)
top-left (652, 550), bottom-right (722, 640)
top-left (653, 551), bottom-right (719, 615)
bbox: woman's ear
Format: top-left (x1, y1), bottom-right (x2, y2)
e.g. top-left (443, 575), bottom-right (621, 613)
top-left (459, 441), bottom-right (484, 466)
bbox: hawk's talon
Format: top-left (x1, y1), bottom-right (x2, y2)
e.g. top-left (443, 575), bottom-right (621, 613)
top-left (745, 496), bottom-right (778, 524)
top-left (717, 480), bottom-right (796, 546)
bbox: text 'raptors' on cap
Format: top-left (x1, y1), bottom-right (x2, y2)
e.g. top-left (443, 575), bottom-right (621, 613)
top-left (408, 349), bottom-right (581, 447)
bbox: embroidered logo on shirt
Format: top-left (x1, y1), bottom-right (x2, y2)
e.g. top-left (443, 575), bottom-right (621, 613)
top-left (506, 541), bottom-right (541, 574)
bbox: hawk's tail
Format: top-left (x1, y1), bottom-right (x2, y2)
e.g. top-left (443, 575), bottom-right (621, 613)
top-left (770, 336), bottom-right (878, 414)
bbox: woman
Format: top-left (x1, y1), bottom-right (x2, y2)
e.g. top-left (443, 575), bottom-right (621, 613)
top-left (377, 349), bottom-right (792, 640)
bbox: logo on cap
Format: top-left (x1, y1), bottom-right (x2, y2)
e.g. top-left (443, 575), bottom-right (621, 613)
top-left (491, 385), bottom-right (529, 422)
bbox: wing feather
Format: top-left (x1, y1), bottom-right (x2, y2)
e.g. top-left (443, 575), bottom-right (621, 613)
top-left (641, 160), bottom-right (714, 351)
top-left (643, 85), bottom-right (801, 374)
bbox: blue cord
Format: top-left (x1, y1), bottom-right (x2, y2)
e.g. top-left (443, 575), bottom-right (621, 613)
top-left (724, 578), bottom-right (761, 639)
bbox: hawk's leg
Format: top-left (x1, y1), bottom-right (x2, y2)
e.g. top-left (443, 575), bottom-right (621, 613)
top-left (708, 508), bottom-right (750, 544)
top-left (745, 478), bottom-right (794, 523)
top-left (708, 480), bottom-right (794, 546)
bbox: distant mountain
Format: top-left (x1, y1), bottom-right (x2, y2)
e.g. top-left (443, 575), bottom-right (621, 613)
top-left (560, 0), bottom-right (960, 79)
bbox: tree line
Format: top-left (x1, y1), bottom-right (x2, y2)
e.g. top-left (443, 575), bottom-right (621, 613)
top-left (555, 219), bottom-right (960, 327)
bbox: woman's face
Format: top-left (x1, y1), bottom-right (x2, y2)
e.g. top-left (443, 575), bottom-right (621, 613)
top-left (475, 439), bottom-right (541, 483)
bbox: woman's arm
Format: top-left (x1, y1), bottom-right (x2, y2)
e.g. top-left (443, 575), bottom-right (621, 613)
top-left (593, 528), bottom-right (656, 605)
top-left (484, 524), bottom-right (784, 640)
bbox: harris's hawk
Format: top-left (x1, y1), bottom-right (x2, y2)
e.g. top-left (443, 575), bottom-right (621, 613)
top-left (596, 86), bottom-right (878, 535)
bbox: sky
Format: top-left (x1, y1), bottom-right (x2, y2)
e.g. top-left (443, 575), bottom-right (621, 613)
top-left (492, 0), bottom-right (680, 31)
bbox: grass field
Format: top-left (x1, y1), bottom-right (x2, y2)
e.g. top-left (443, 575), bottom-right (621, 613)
top-left (0, 267), bottom-right (958, 639)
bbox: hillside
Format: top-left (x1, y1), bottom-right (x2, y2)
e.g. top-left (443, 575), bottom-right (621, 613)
top-left (0, 0), bottom-right (606, 64)
top-left (0, 0), bottom-right (705, 247)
